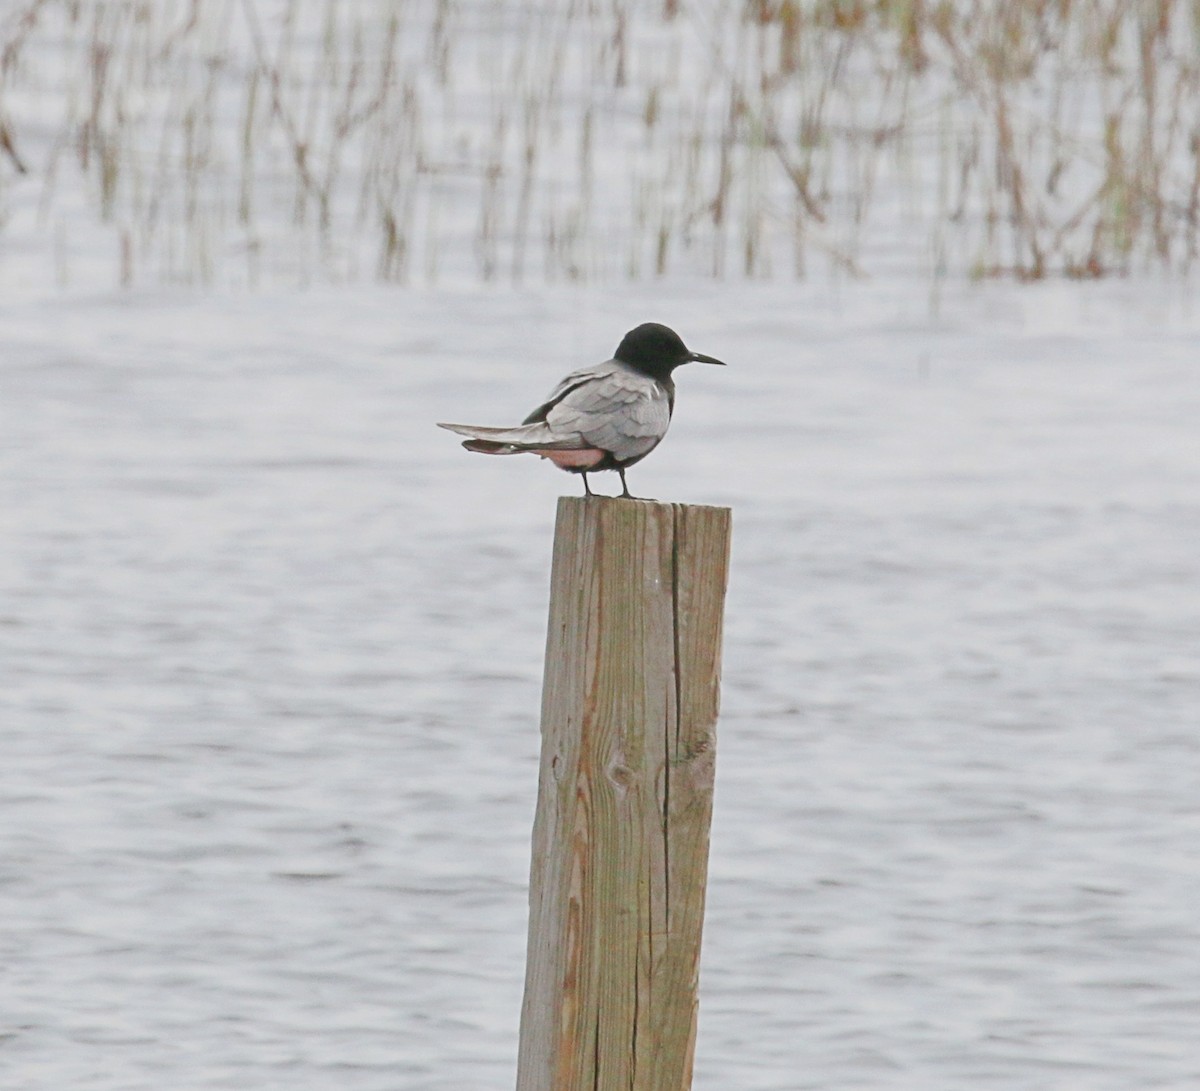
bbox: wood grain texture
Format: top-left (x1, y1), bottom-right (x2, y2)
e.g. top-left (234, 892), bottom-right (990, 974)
top-left (516, 496), bottom-right (731, 1091)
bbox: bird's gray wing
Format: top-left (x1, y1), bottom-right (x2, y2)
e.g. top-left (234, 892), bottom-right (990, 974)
top-left (441, 361), bottom-right (670, 459)
top-left (438, 363), bottom-right (620, 451)
top-left (436, 420), bottom-right (578, 448)
top-left (521, 364), bottom-right (612, 425)
top-left (544, 363), bottom-right (671, 462)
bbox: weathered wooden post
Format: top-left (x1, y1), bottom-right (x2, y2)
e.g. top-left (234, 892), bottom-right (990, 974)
top-left (516, 496), bottom-right (732, 1091)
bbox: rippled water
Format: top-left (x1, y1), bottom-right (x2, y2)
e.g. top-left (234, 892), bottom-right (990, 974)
top-left (3, 279), bottom-right (1199, 1088)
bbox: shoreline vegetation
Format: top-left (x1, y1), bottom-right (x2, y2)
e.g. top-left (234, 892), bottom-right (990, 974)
top-left (1, 0), bottom-right (1198, 288)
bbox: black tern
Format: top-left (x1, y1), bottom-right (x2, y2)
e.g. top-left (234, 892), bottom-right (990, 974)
top-left (437, 322), bottom-right (725, 499)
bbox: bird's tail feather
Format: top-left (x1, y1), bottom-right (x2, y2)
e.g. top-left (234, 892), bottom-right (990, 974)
top-left (461, 438), bottom-right (522, 455)
top-left (437, 420), bottom-right (581, 452)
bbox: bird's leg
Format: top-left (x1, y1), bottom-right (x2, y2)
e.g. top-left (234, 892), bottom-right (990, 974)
top-left (582, 472), bottom-right (593, 497)
top-left (618, 468), bottom-right (635, 500)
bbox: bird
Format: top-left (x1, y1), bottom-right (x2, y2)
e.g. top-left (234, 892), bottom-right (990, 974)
top-left (437, 322), bottom-right (725, 499)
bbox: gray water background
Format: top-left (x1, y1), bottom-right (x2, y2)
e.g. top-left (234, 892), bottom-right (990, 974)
top-left (2, 279), bottom-right (1199, 1089)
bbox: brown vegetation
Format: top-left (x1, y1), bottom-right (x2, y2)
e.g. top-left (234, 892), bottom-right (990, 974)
top-left (1, 0), bottom-right (1196, 285)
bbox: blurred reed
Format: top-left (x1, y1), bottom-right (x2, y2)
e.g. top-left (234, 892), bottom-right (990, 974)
top-left (1, 0), bottom-right (1197, 287)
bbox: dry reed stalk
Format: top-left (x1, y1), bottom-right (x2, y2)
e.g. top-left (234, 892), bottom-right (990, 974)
top-left (2, 0), bottom-right (1199, 285)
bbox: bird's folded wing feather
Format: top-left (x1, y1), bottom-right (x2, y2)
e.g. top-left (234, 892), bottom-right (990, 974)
top-left (436, 365), bottom-right (616, 450)
top-left (520, 365), bottom-right (611, 425)
top-left (440, 361), bottom-right (670, 459)
top-left (435, 420), bottom-right (583, 448)
top-left (544, 364), bottom-right (671, 461)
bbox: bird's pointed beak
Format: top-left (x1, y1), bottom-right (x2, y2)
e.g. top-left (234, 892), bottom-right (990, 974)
top-left (688, 351), bottom-right (726, 366)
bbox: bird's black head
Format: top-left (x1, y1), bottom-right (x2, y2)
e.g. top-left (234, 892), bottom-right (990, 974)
top-left (613, 322), bottom-right (726, 381)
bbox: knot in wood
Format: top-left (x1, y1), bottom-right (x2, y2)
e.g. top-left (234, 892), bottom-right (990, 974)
top-left (605, 757), bottom-right (634, 796)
